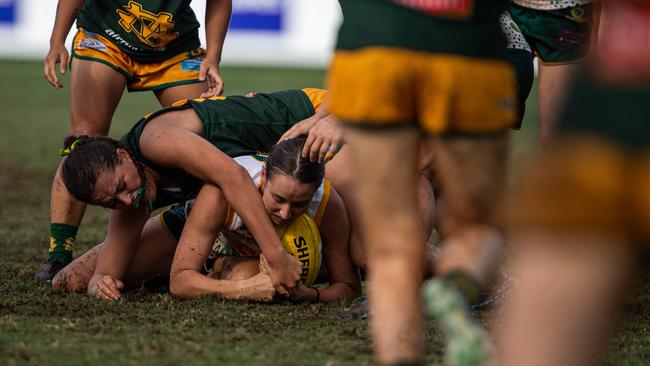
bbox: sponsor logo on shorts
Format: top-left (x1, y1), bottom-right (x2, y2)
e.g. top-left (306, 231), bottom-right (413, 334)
top-left (82, 29), bottom-right (99, 38)
top-left (182, 57), bottom-right (203, 71)
top-left (557, 28), bottom-right (583, 47)
top-left (78, 37), bottom-right (107, 51)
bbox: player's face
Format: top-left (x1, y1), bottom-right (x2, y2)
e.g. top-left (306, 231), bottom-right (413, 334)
top-left (262, 173), bottom-right (317, 226)
top-left (91, 149), bottom-right (155, 210)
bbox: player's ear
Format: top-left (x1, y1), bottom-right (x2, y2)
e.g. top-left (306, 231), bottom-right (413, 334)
top-left (116, 147), bottom-right (131, 162)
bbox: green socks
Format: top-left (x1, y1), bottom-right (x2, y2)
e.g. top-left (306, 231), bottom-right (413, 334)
top-left (422, 272), bottom-right (494, 366)
top-left (48, 223), bottom-right (77, 262)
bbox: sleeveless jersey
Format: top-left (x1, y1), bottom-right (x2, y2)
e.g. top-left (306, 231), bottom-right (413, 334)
top-left (76, 0), bottom-right (200, 63)
top-left (121, 88), bottom-right (325, 208)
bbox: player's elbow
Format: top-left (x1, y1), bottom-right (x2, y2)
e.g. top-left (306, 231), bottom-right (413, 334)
top-left (169, 271), bottom-right (196, 299)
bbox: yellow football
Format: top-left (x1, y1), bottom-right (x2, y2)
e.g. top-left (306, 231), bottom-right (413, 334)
top-left (275, 213), bottom-right (322, 286)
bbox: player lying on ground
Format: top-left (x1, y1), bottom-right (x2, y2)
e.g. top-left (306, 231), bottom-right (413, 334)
top-left (55, 89), bottom-right (331, 299)
top-left (54, 136), bottom-right (361, 302)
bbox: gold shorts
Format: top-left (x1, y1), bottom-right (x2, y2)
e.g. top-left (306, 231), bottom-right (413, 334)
top-left (71, 28), bottom-right (205, 92)
top-left (511, 136), bottom-right (650, 245)
top-left (328, 47), bottom-right (516, 134)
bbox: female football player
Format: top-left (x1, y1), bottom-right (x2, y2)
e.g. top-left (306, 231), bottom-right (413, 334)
top-left (53, 136), bottom-right (360, 303)
top-left (39, 0), bottom-right (232, 281)
top-left (54, 88), bottom-right (329, 300)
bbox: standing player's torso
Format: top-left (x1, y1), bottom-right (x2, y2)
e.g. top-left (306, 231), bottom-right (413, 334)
top-left (337, 0), bottom-right (508, 59)
top-left (77, 0), bottom-right (200, 63)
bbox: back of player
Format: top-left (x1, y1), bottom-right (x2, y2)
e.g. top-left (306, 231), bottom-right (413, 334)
top-left (328, 1), bottom-right (516, 365)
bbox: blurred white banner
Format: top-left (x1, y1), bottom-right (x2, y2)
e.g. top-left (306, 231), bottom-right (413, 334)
top-left (0, 0), bottom-right (341, 67)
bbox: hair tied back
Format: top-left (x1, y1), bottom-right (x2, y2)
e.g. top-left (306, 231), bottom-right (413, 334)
top-left (59, 139), bottom-right (81, 157)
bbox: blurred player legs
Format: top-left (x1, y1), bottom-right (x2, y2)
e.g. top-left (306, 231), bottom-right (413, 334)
top-left (500, 2), bottom-right (650, 364)
top-left (329, 2), bottom-right (515, 363)
top-left (345, 128), bottom-right (426, 363)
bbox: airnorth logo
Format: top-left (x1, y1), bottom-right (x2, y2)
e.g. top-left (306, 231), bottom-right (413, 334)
top-left (116, 1), bottom-right (179, 48)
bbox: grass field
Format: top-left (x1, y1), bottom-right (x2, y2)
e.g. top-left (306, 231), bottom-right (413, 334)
top-left (0, 60), bottom-right (648, 365)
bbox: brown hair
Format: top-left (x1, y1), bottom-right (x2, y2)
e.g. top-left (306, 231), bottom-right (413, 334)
top-left (266, 136), bottom-right (324, 188)
top-left (60, 135), bottom-right (132, 204)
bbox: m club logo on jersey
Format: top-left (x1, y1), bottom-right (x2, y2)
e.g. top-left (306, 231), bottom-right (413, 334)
top-left (116, 1), bottom-right (179, 49)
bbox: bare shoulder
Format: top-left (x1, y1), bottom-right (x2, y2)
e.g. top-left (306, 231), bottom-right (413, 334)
top-left (140, 109), bottom-right (204, 144)
top-left (138, 109), bottom-right (205, 164)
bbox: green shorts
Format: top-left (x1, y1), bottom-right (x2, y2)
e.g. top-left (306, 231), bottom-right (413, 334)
top-left (500, 13), bottom-right (534, 128)
top-left (161, 202), bottom-right (218, 273)
top-left (506, 2), bottom-right (592, 64)
top-left (161, 203), bottom-right (188, 242)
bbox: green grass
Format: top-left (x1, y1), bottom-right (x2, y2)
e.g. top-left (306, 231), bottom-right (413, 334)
top-left (0, 60), bottom-right (648, 365)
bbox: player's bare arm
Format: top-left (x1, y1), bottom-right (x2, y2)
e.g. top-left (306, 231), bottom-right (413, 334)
top-left (200, 0), bottom-right (232, 97)
top-left (87, 207), bottom-right (149, 300)
top-left (316, 189), bottom-right (361, 303)
top-left (44, 0), bottom-right (85, 88)
top-left (169, 184), bottom-right (275, 301)
top-left (139, 119), bottom-right (302, 294)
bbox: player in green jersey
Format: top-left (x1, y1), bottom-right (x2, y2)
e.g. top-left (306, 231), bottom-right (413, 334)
top-left (38, 0), bottom-right (232, 282)
top-left (53, 136), bottom-right (361, 303)
top-left (53, 89), bottom-right (328, 300)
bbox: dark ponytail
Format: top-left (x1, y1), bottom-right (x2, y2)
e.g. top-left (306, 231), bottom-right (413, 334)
top-left (266, 136), bottom-right (324, 188)
top-left (60, 135), bottom-right (126, 204)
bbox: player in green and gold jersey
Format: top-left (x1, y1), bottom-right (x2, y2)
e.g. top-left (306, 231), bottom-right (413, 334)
top-left (38, 0), bottom-right (232, 281)
top-left (55, 88), bottom-right (327, 300)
